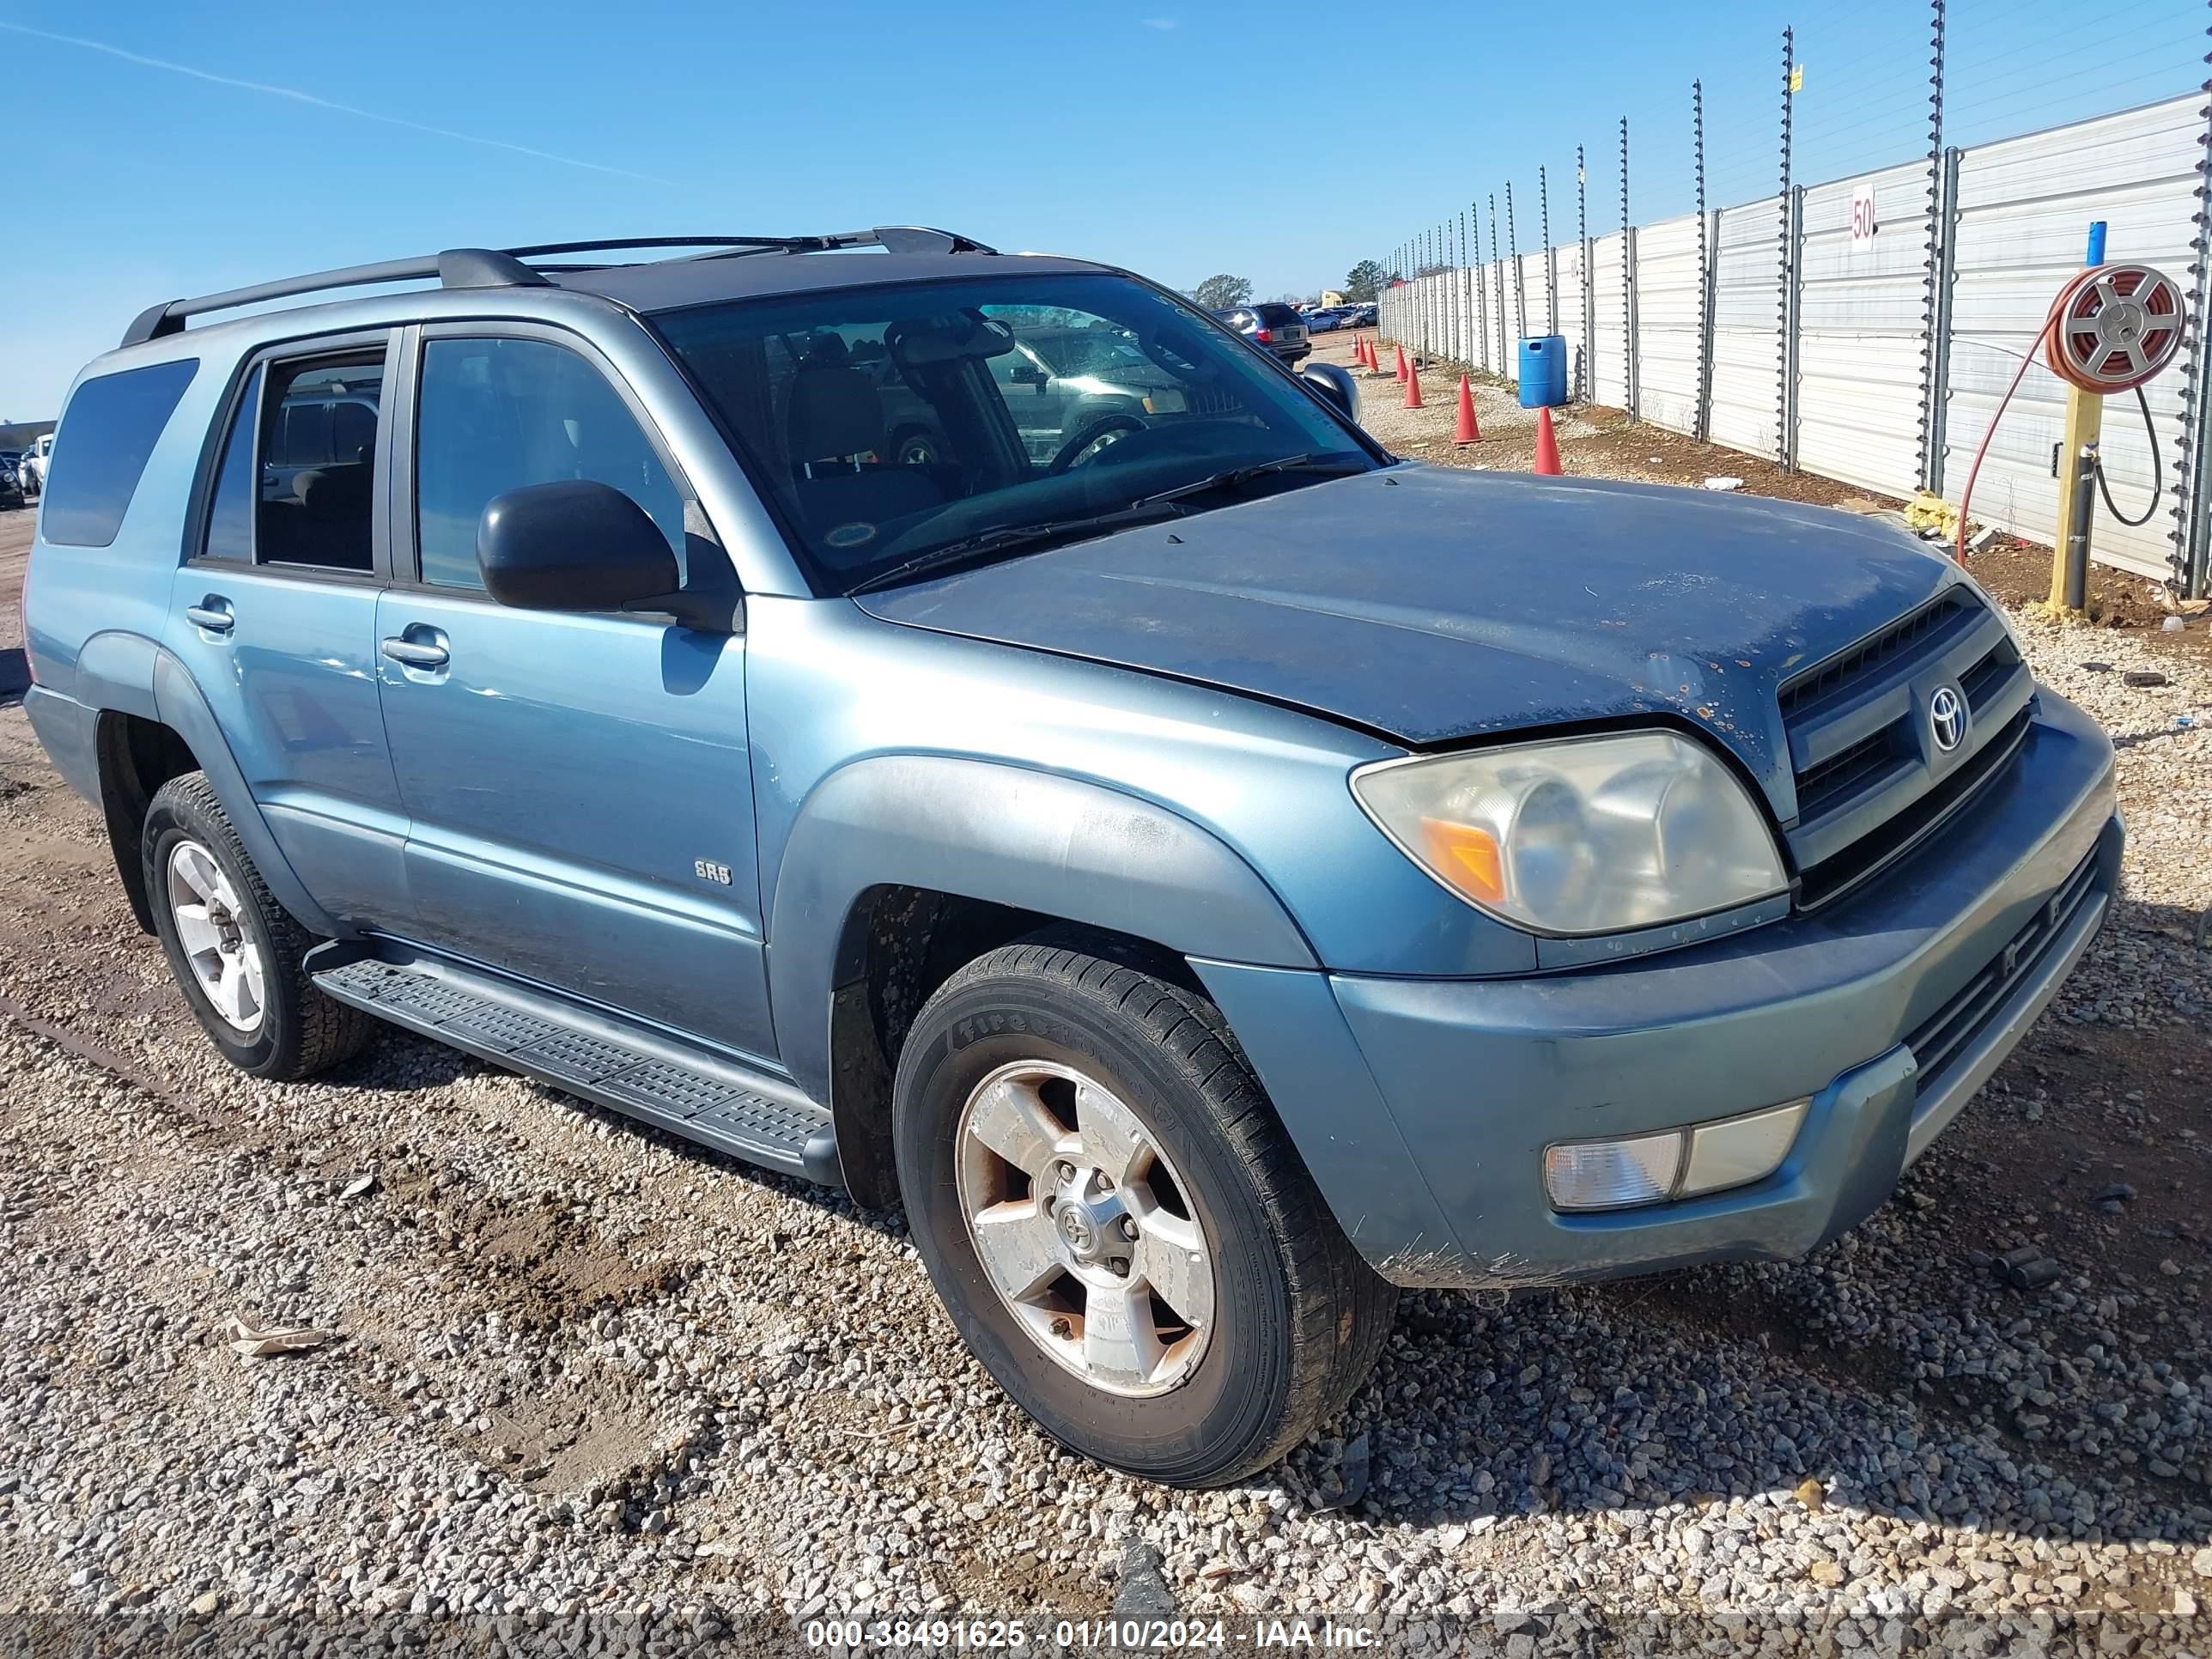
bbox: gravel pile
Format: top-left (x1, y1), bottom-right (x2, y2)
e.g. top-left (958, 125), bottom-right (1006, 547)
top-left (0, 497), bottom-right (2205, 1656)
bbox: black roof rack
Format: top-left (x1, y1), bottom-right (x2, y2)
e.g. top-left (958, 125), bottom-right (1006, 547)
top-left (119, 226), bottom-right (996, 347)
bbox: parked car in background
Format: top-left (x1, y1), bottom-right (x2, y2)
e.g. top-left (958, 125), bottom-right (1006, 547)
top-left (0, 451), bottom-right (22, 509)
top-left (1213, 301), bottom-right (1310, 367)
top-left (1304, 307), bottom-right (1348, 334)
top-left (23, 225), bottom-right (2115, 1490)
top-left (1343, 301), bottom-right (1377, 328)
top-left (21, 432), bottom-right (52, 497)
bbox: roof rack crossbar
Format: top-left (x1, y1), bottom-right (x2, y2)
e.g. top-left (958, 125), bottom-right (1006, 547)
top-left (119, 227), bottom-right (997, 348)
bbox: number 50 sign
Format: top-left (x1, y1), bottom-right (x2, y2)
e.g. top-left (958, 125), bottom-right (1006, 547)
top-left (1850, 185), bottom-right (1877, 246)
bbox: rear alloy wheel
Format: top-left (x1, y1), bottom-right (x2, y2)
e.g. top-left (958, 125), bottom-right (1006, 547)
top-left (896, 938), bottom-right (1395, 1486)
top-left (143, 772), bottom-right (374, 1079)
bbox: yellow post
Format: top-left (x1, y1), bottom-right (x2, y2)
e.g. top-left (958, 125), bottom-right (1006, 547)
top-left (2048, 385), bottom-right (2102, 612)
top-left (2048, 221), bottom-right (2108, 613)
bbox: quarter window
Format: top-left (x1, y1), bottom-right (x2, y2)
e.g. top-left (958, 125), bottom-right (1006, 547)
top-left (40, 359), bottom-right (198, 548)
top-left (414, 337), bottom-right (684, 591)
top-left (201, 366), bottom-right (262, 562)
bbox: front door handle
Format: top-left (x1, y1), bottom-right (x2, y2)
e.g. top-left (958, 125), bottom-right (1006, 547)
top-left (185, 599), bottom-right (234, 635)
top-left (380, 636), bottom-right (450, 670)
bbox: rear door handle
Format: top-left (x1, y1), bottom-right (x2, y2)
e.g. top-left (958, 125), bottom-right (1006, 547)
top-left (185, 599), bottom-right (234, 635)
top-left (380, 636), bottom-right (450, 671)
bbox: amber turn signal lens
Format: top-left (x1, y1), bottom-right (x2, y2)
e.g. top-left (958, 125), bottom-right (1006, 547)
top-left (1418, 817), bottom-right (1504, 902)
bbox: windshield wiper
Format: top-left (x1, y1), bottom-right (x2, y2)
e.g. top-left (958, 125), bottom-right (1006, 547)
top-left (847, 500), bottom-right (1186, 595)
top-left (1127, 453), bottom-right (1369, 510)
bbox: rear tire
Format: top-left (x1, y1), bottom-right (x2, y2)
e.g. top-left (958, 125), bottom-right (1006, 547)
top-left (142, 773), bottom-right (374, 1080)
top-left (893, 938), bottom-right (1395, 1486)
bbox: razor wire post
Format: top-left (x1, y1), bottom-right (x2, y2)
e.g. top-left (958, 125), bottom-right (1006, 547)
top-left (1459, 210), bottom-right (1471, 368)
top-left (1490, 194), bottom-right (1508, 376)
top-left (1506, 182), bottom-right (1526, 349)
top-left (2182, 1), bottom-right (2212, 596)
top-left (1622, 117), bottom-right (1638, 420)
top-left (1777, 26), bottom-right (1796, 471)
top-left (1917, 0), bottom-right (1949, 491)
top-left (1540, 165), bottom-right (1558, 336)
top-left (1693, 80), bottom-right (1712, 442)
top-left (1578, 146), bottom-right (1594, 402)
top-left (1474, 202), bottom-right (1491, 374)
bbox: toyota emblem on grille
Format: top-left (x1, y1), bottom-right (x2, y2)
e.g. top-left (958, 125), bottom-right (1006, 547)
top-left (1928, 685), bottom-right (1968, 753)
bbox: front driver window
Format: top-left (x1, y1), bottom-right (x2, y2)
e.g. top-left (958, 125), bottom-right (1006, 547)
top-left (415, 337), bottom-right (685, 591)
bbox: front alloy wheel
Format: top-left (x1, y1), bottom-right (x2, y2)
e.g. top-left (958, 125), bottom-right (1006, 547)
top-left (895, 936), bottom-right (1396, 1486)
top-left (957, 1059), bottom-right (1214, 1396)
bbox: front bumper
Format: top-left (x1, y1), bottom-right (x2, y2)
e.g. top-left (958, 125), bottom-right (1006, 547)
top-left (1195, 690), bottom-right (2118, 1288)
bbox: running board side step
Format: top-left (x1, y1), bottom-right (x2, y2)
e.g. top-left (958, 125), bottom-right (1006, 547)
top-left (305, 942), bottom-right (842, 1188)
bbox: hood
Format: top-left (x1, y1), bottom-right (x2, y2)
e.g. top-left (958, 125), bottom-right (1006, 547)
top-left (854, 465), bottom-right (1962, 812)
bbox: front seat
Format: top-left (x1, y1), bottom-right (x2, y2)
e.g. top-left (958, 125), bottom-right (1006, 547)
top-left (786, 362), bottom-right (946, 548)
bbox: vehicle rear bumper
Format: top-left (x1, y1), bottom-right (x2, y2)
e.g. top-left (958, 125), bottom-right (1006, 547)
top-left (1195, 690), bottom-right (2118, 1288)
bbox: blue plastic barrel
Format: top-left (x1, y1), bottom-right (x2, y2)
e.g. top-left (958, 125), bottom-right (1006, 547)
top-left (1517, 335), bottom-right (1568, 408)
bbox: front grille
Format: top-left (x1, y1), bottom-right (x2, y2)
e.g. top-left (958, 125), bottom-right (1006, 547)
top-left (1778, 592), bottom-right (1968, 721)
top-left (1907, 848), bottom-right (2102, 1086)
top-left (1779, 586), bottom-right (2036, 908)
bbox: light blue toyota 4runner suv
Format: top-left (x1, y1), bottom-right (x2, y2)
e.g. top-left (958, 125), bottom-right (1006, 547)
top-left (21, 229), bottom-right (2118, 1486)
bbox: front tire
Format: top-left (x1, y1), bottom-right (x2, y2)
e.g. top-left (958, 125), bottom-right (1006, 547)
top-left (142, 773), bottom-right (374, 1079)
top-left (893, 939), bottom-right (1395, 1486)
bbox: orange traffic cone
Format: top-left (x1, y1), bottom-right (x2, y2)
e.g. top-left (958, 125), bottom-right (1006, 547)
top-left (1533, 405), bottom-right (1563, 475)
top-left (1358, 336), bottom-right (1374, 371)
top-left (1403, 356), bottom-right (1424, 409)
top-left (1394, 343), bottom-right (1409, 384)
top-left (1453, 374), bottom-right (1481, 444)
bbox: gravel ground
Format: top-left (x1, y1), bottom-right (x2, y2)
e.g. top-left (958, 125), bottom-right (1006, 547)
top-left (0, 413), bottom-right (2208, 1659)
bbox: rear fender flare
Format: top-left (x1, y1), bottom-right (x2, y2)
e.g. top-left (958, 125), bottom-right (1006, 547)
top-left (149, 650), bottom-right (344, 939)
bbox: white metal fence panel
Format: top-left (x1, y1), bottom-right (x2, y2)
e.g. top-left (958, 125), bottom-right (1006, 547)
top-left (1941, 94), bottom-right (2200, 583)
top-left (1634, 214), bottom-right (1702, 434)
top-left (1709, 198), bottom-right (1787, 459)
top-left (1589, 231), bottom-right (1631, 407)
top-left (1794, 161), bottom-right (1935, 495)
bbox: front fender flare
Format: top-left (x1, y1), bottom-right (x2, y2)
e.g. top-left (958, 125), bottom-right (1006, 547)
top-left (766, 755), bottom-right (1316, 1106)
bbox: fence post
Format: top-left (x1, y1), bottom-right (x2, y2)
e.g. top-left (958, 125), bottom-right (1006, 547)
top-left (1777, 26), bottom-right (1796, 470)
top-left (1473, 203), bottom-right (1490, 374)
top-left (1917, 0), bottom-right (1949, 491)
top-left (1693, 80), bottom-right (1712, 441)
top-left (1924, 146), bottom-right (1963, 495)
top-left (1577, 148), bottom-right (1593, 401)
top-left (1622, 118), bottom-right (1639, 420)
top-left (1784, 185), bottom-right (1806, 470)
top-left (1540, 165), bottom-right (1559, 335)
top-left (1505, 183), bottom-right (1525, 350)
top-left (2183, 16), bottom-right (2212, 597)
top-left (1490, 195), bottom-right (1509, 377)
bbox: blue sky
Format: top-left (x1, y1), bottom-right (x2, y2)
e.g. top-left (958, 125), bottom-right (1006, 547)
top-left (3, 0), bottom-right (2201, 417)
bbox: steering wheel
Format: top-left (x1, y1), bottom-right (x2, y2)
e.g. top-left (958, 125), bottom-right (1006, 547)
top-left (1047, 416), bottom-right (1145, 475)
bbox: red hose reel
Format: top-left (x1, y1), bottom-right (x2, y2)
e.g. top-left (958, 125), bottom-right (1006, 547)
top-left (1954, 260), bottom-right (2188, 564)
top-left (2041, 263), bottom-right (2185, 394)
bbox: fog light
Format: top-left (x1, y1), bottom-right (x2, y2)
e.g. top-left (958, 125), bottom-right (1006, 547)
top-left (1543, 1132), bottom-right (1684, 1212)
top-left (1682, 1099), bottom-right (1808, 1197)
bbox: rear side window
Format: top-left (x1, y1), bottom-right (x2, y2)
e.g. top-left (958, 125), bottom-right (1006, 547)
top-left (40, 359), bottom-right (198, 547)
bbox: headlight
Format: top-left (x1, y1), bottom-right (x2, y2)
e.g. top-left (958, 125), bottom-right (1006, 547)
top-left (1140, 387), bottom-right (1188, 414)
top-left (1352, 730), bottom-right (1788, 935)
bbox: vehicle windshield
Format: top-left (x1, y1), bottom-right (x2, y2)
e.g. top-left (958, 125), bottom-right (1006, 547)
top-left (651, 271), bottom-right (1375, 594)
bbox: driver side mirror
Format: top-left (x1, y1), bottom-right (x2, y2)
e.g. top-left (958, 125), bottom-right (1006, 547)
top-left (478, 479), bottom-right (680, 613)
top-left (1298, 362), bottom-right (1361, 426)
top-left (1010, 364), bottom-right (1049, 387)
